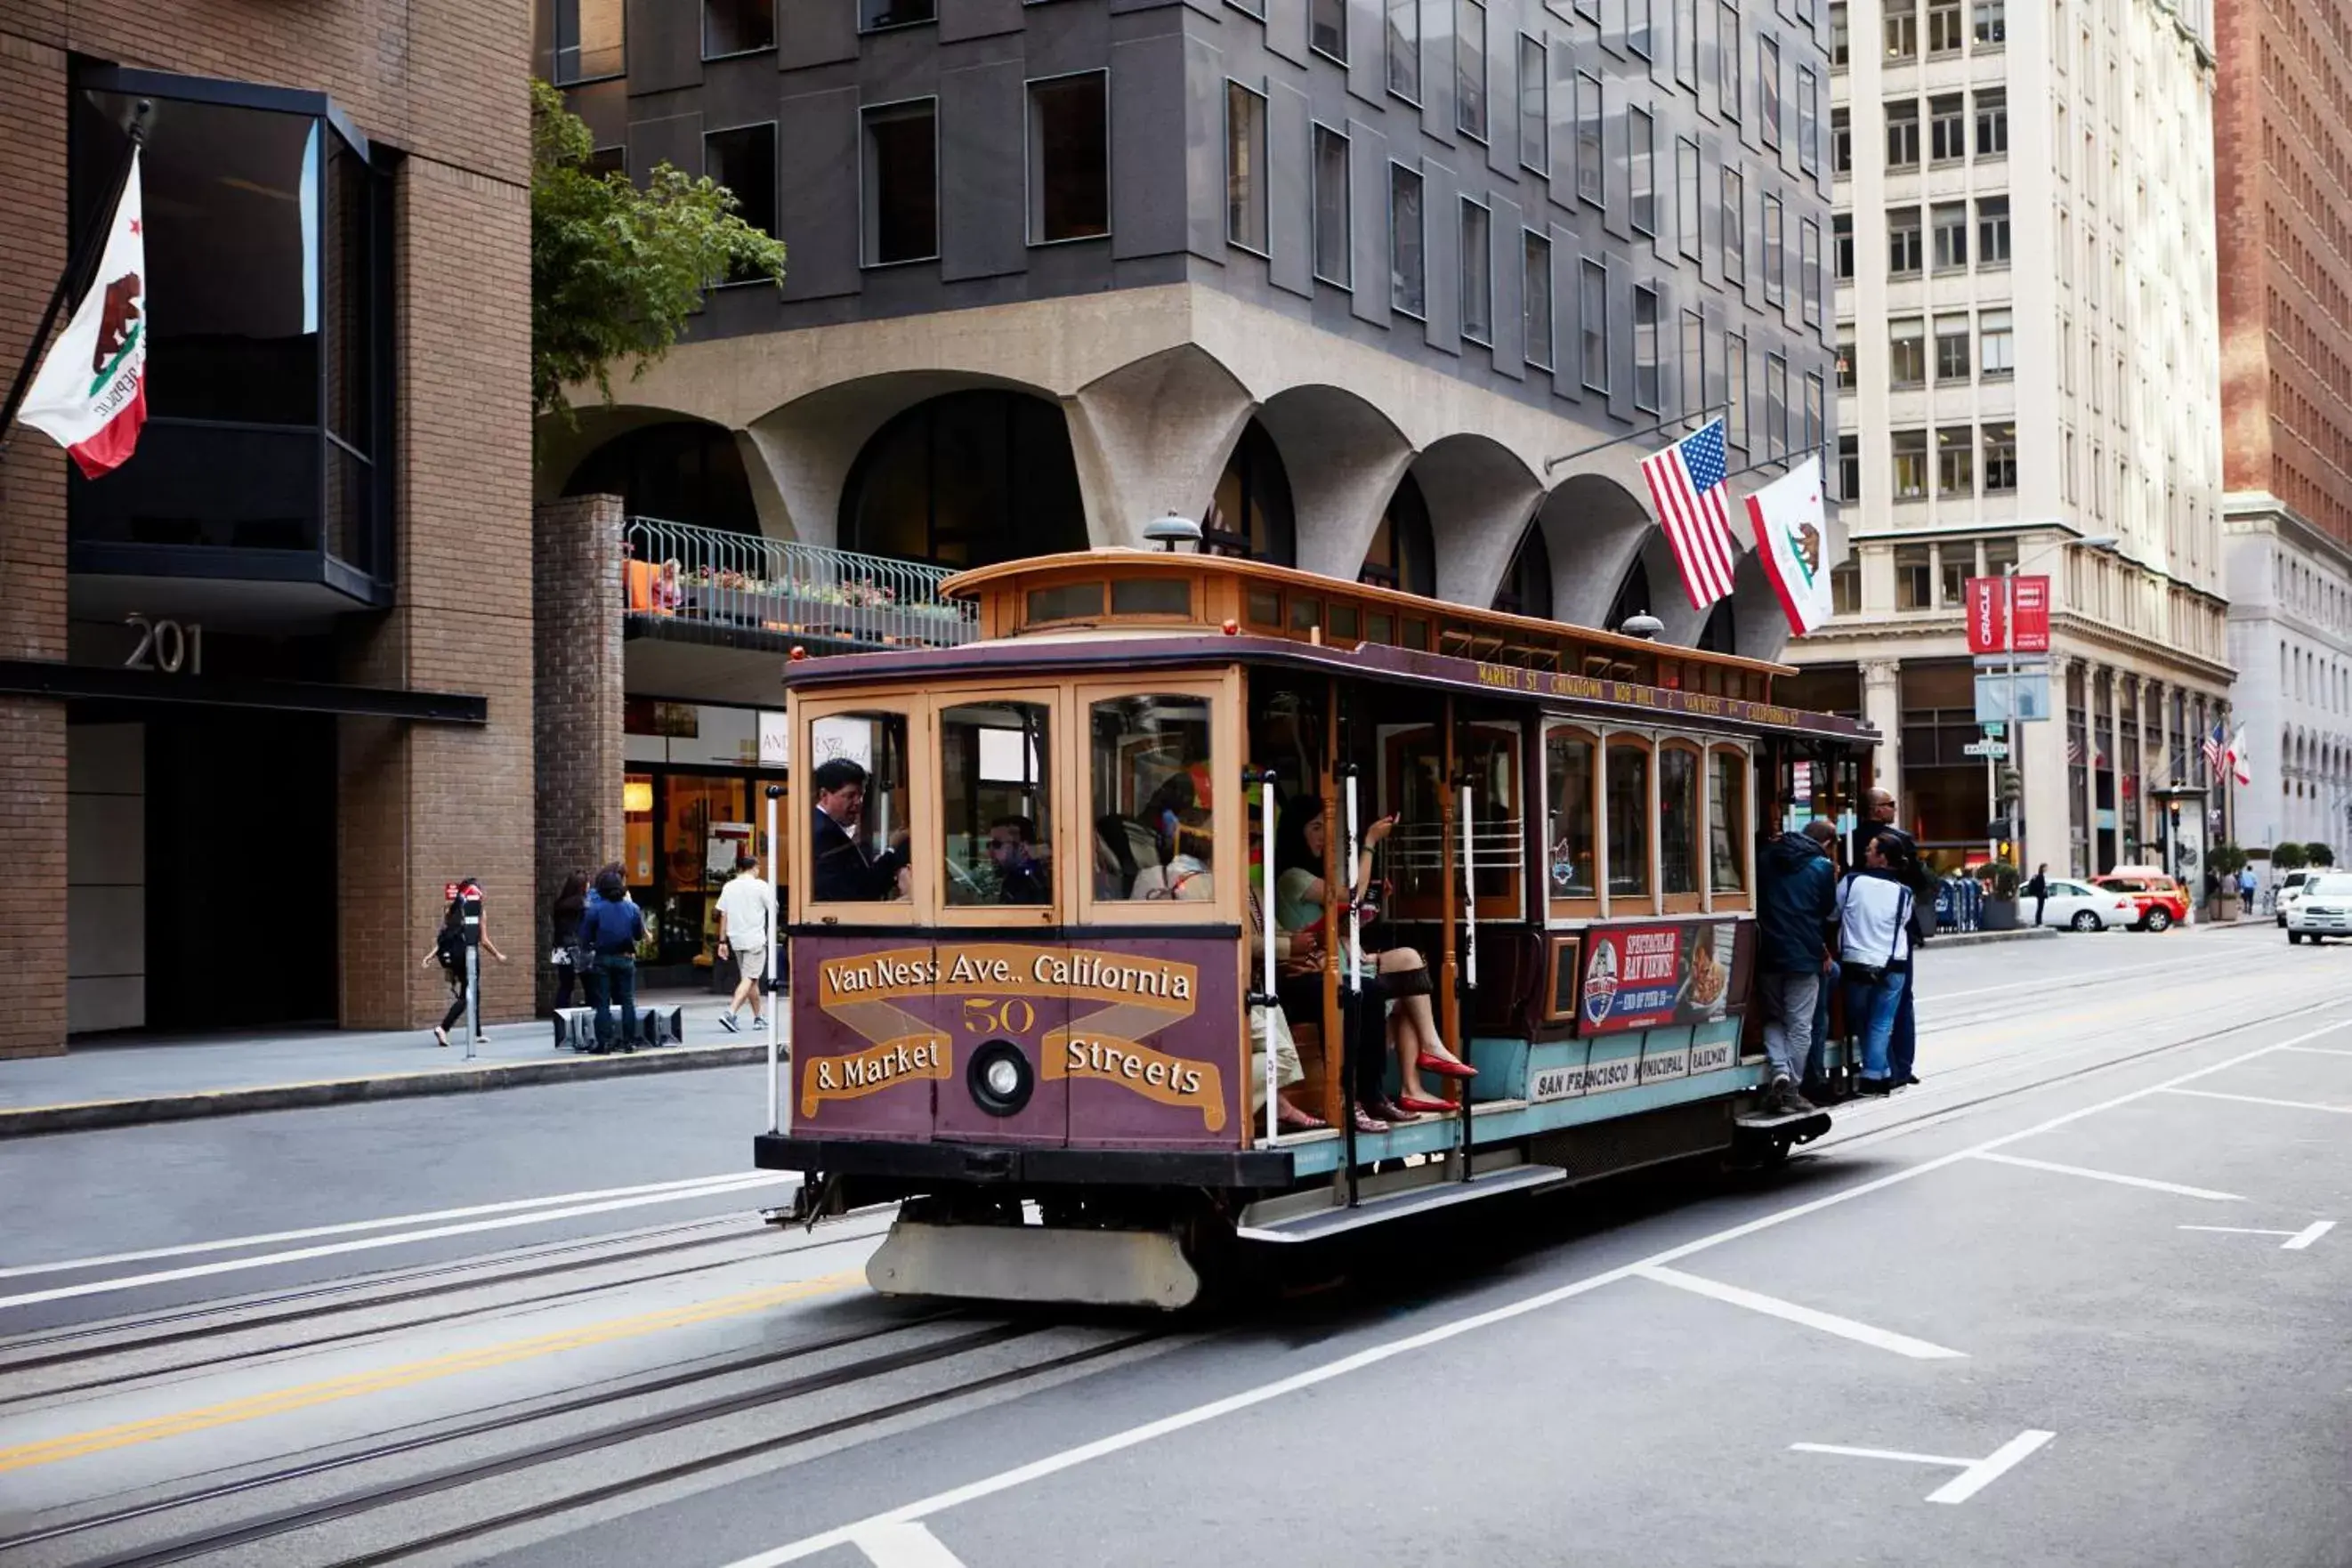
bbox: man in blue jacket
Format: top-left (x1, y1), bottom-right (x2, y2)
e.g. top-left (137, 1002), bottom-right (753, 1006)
top-left (1757, 819), bottom-right (1839, 1114)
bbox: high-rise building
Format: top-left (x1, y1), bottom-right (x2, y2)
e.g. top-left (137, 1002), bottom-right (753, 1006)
top-left (1786, 0), bottom-right (2233, 879)
top-left (2216, 0), bottom-right (2352, 858)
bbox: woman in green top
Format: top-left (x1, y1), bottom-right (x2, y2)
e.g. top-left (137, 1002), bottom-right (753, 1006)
top-left (1273, 795), bottom-right (1475, 1115)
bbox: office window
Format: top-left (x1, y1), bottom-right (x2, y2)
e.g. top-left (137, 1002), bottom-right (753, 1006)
top-left (1630, 0), bottom-right (1653, 57)
top-left (1800, 220), bottom-right (1822, 322)
top-left (1934, 312), bottom-right (1969, 380)
top-left (1830, 2), bottom-right (1849, 66)
top-left (2088, 334), bottom-right (2102, 410)
top-left (1576, 72), bottom-right (1604, 206)
top-left (1978, 196), bottom-right (2010, 263)
top-left (1887, 206), bottom-right (1923, 273)
top-left (1762, 194), bottom-right (1784, 302)
top-left (1929, 93), bottom-right (1965, 161)
top-left (1720, 4), bottom-right (1743, 119)
top-left (1457, 0), bottom-right (1489, 140)
top-left (1677, 0), bottom-right (1700, 85)
top-left (1630, 109), bottom-right (1655, 235)
top-left (1226, 82), bottom-right (1268, 254)
top-left (1519, 36), bottom-right (1548, 171)
top-left (1390, 163), bottom-right (1426, 317)
top-left (1231, 0), bottom-right (1267, 18)
top-left (861, 100), bottom-right (937, 265)
top-left (1580, 259), bottom-right (1609, 391)
top-left (1974, 0), bottom-right (2005, 44)
top-left (554, 0), bottom-right (625, 82)
top-left (704, 0), bottom-right (774, 56)
top-left (1889, 316), bottom-right (1926, 385)
top-left (1886, 101), bottom-right (1920, 168)
top-left (1525, 230), bottom-right (1555, 370)
top-left (1028, 73), bottom-right (1109, 245)
top-left (1936, 424), bottom-right (1974, 495)
top-left (1938, 547), bottom-right (1965, 607)
top-left (1838, 434), bottom-right (1861, 502)
top-left (1975, 89), bottom-right (2008, 156)
top-left (1895, 543), bottom-right (1932, 606)
top-left (1760, 38), bottom-right (1782, 147)
top-left (1313, 0), bottom-right (1347, 60)
top-left (1387, 0), bottom-right (1421, 100)
top-left (1884, 1), bottom-right (1917, 61)
top-left (1928, 0), bottom-right (1961, 52)
top-left (1765, 353), bottom-right (1788, 457)
top-left (1726, 332), bottom-right (1749, 447)
top-left (1682, 311), bottom-right (1705, 412)
top-left (1892, 432), bottom-right (1928, 501)
top-left (1984, 422), bottom-right (2017, 491)
top-left (704, 124), bottom-right (778, 279)
top-left (1634, 287), bottom-right (1661, 411)
top-left (1831, 558), bottom-right (1861, 612)
top-left (861, 0), bottom-right (935, 29)
top-left (1677, 138), bottom-right (1701, 258)
top-left (1461, 199), bottom-right (1493, 344)
top-left (1803, 373), bottom-right (1824, 457)
top-left (1313, 123), bottom-right (1351, 285)
top-left (1931, 200), bottom-right (1968, 270)
top-left (1722, 166), bottom-right (1745, 282)
top-left (1835, 329), bottom-right (1856, 389)
top-left (1831, 111), bottom-right (1853, 178)
top-left (1798, 69), bottom-right (1819, 171)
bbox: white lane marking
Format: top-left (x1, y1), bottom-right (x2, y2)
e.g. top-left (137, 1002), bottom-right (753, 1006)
top-left (0, 1175), bottom-right (796, 1312)
top-left (1924, 1429), bottom-right (2057, 1505)
top-left (1632, 1265), bottom-right (1965, 1360)
top-left (1790, 1442), bottom-right (1975, 1467)
top-left (2284, 1220), bottom-right (2337, 1250)
top-left (2163, 1087), bottom-right (2352, 1115)
top-left (851, 1522), bottom-right (968, 1568)
top-left (1968, 1152), bottom-right (2244, 1202)
top-left (714, 1018), bottom-right (2352, 1568)
top-left (0, 1174), bottom-right (779, 1281)
top-left (2275, 1045), bottom-right (2352, 1058)
top-left (2178, 1221), bottom-right (2337, 1251)
top-left (1926, 958), bottom-right (2184, 1005)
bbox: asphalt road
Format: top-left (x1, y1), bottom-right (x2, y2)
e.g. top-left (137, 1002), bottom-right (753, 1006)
top-left (4, 920), bottom-right (2345, 1568)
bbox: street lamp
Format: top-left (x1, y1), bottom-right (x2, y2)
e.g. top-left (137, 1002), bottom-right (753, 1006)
top-left (1997, 532), bottom-right (2120, 873)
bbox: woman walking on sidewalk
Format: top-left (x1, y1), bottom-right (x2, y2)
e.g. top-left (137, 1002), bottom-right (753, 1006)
top-left (548, 871), bottom-right (588, 1014)
top-left (421, 885), bottom-right (507, 1049)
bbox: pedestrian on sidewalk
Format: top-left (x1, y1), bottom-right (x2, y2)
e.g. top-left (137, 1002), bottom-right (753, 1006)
top-left (2237, 863), bottom-right (2257, 915)
top-left (714, 853), bottom-right (776, 1034)
top-left (579, 863), bottom-right (648, 1054)
top-left (1835, 834), bottom-right (1913, 1095)
top-left (2025, 863), bottom-right (2050, 927)
top-left (549, 871), bottom-right (588, 1013)
top-left (1757, 820), bottom-right (1839, 1115)
top-left (420, 884), bottom-right (506, 1049)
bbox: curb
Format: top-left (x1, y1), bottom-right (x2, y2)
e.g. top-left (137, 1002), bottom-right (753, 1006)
top-left (1929, 926), bottom-right (2060, 946)
top-left (0, 1042), bottom-right (772, 1140)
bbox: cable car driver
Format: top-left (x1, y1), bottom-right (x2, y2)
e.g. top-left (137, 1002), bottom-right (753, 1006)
top-left (811, 758), bottom-right (911, 901)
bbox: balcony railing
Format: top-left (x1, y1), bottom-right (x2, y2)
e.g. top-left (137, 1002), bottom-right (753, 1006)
top-left (622, 517), bottom-right (977, 652)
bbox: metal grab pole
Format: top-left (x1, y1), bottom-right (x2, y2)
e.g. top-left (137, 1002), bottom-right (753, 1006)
top-left (1260, 768), bottom-right (1279, 1148)
top-left (765, 783), bottom-right (784, 1135)
top-left (1457, 773), bottom-right (1477, 1183)
top-left (1341, 764), bottom-right (1362, 1207)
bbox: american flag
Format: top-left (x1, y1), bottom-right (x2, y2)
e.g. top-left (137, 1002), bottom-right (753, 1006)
top-left (1638, 418), bottom-right (1742, 608)
top-left (2202, 722), bottom-right (2226, 780)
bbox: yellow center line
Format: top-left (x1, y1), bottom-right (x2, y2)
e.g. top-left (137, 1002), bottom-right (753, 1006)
top-left (0, 1270), bottom-right (862, 1474)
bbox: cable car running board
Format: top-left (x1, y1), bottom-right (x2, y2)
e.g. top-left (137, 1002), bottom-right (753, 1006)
top-left (1235, 1163), bottom-right (1565, 1243)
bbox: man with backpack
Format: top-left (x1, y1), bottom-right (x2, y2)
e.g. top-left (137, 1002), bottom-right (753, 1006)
top-left (1757, 820), bottom-right (1839, 1115)
top-left (578, 863), bottom-right (648, 1054)
top-left (1835, 832), bottom-right (1915, 1095)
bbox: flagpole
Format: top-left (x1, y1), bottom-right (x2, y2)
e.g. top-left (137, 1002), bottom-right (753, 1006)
top-left (0, 101), bottom-right (150, 468)
top-left (1544, 401), bottom-right (1729, 472)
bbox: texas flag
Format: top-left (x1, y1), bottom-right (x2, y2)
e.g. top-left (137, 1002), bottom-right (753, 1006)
top-left (1746, 456), bottom-right (1834, 636)
top-left (17, 150), bottom-right (148, 478)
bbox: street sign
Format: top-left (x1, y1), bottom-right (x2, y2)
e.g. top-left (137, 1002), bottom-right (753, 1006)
top-left (1975, 671), bottom-right (2052, 723)
top-left (1963, 739), bottom-right (2009, 758)
top-left (1974, 654), bottom-right (2050, 668)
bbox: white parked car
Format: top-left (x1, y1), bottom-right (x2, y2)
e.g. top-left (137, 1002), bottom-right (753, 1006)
top-left (2285, 873), bottom-right (2352, 943)
top-left (2030, 878), bottom-right (2143, 932)
top-left (2275, 869), bottom-right (2312, 929)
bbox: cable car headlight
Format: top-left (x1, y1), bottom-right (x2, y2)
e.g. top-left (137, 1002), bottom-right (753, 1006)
top-left (967, 1039), bottom-right (1034, 1117)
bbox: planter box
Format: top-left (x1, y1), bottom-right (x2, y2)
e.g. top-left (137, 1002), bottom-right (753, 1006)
top-left (1980, 897), bottom-right (2021, 932)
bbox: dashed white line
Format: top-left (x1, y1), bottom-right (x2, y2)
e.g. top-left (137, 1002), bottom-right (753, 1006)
top-left (2162, 1087), bottom-right (2352, 1115)
top-left (1633, 1265), bottom-right (1967, 1360)
top-left (2275, 1045), bottom-right (2352, 1058)
top-left (851, 1522), bottom-right (968, 1568)
top-left (1968, 1152), bottom-right (2243, 1202)
top-left (2283, 1219), bottom-right (2337, 1250)
top-left (1925, 1429), bottom-right (2057, 1505)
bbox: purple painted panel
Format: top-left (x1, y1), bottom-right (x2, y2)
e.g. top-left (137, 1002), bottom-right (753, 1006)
top-left (789, 935), bottom-right (944, 1143)
top-left (1061, 935), bottom-right (1243, 1150)
top-left (930, 942), bottom-right (1071, 1147)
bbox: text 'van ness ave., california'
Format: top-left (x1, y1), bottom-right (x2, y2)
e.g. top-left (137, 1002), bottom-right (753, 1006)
top-left (820, 946), bottom-right (1197, 1006)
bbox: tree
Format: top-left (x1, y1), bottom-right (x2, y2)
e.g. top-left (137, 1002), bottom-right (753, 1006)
top-left (2272, 840), bottom-right (2308, 872)
top-left (530, 80), bottom-right (788, 417)
top-left (2208, 843), bottom-right (2248, 880)
top-left (2306, 841), bottom-right (2336, 868)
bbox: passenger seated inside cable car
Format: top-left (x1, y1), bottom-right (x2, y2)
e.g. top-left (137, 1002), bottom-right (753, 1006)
top-left (1131, 807), bottom-right (1215, 900)
top-left (984, 816), bottom-right (1051, 905)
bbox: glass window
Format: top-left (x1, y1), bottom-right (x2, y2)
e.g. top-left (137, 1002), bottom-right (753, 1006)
top-left (1932, 200), bottom-right (1968, 270)
top-left (1677, 137), bottom-right (1701, 259)
top-left (1760, 37), bottom-right (1782, 146)
top-left (1661, 744), bottom-right (1700, 897)
top-left (1457, 0), bottom-right (1488, 140)
top-left (1029, 581), bottom-right (1104, 622)
top-left (1519, 35), bottom-right (1548, 170)
top-left (1677, 0), bottom-right (1700, 84)
top-left (1630, 0), bottom-right (1653, 55)
top-left (554, 0), bottom-right (625, 81)
top-left (1937, 545), bottom-right (1966, 603)
top-left (1726, 333), bottom-right (1749, 447)
top-left (1980, 308), bottom-right (2014, 376)
top-left (862, 100), bottom-right (938, 265)
top-left (1892, 432), bottom-right (1928, 501)
top-left (1889, 316), bottom-right (1925, 384)
top-left (1801, 220), bottom-right (1822, 323)
top-left (1976, 89), bottom-right (2008, 156)
top-left (1929, 93), bottom-right (1964, 160)
top-left (1833, 212), bottom-right (1853, 278)
top-left (1832, 107), bottom-right (1851, 173)
top-left (1682, 311), bottom-right (1705, 416)
top-left (1605, 740), bottom-right (1652, 899)
top-left (1798, 68), bottom-right (1818, 171)
top-left (1886, 101), bottom-right (1920, 168)
top-left (1524, 230), bottom-right (1555, 371)
top-left (1928, 0), bottom-right (1961, 51)
top-left (1226, 82), bottom-right (1269, 254)
top-left (1629, 108), bottom-right (1655, 235)
top-left (1580, 258), bottom-right (1609, 392)
top-left (1935, 312), bottom-right (1970, 380)
top-left (1836, 329), bottom-right (1856, 389)
top-left (941, 700), bottom-right (1054, 909)
top-left (1766, 354), bottom-right (1788, 457)
top-left (1762, 193), bottom-right (1784, 302)
top-left (1029, 73), bottom-right (1109, 244)
top-left (1112, 578), bottom-right (1192, 617)
top-left (1884, 0), bottom-right (1917, 60)
top-left (1722, 166), bottom-right (1745, 281)
top-left (1804, 371), bottom-right (1823, 454)
top-left (1887, 206), bottom-right (1923, 273)
top-left (861, 0), bottom-right (935, 26)
top-left (1387, 0), bottom-right (1421, 100)
top-left (1091, 695), bottom-right (1218, 903)
top-left (1720, 3), bottom-right (1742, 118)
top-left (1576, 72), bottom-right (1604, 206)
top-left (704, 0), bottom-right (773, 55)
top-left (1830, 2), bottom-right (1848, 66)
top-left (1391, 163), bottom-right (1426, 317)
top-left (706, 126), bottom-right (779, 279)
top-left (1937, 425), bottom-right (1974, 495)
top-left (1313, 123), bottom-right (1351, 286)
top-left (1634, 287), bottom-right (1661, 411)
top-left (1895, 543), bottom-right (1932, 607)
top-left (1984, 422), bottom-right (2018, 492)
top-left (1461, 199), bottom-right (1493, 344)
top-left (1978, 195), bottom-right (2011, 263)
top-left (1313, 0), bottom-right (1347, 59)
top-left (1974, 0), bottom-right (2005, 44)
top-left (1838, 433), bottom-right (1861, 502)
top-left (808, 711), bottom-right (914, 904)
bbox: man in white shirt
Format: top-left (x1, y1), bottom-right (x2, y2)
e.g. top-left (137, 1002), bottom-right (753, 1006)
top-left (715, 853), bottom-right (777, 1032)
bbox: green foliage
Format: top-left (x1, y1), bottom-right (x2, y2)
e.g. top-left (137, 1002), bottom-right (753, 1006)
top-left (2207, 843), bottom-right (2249, 878)
top-left (2271, 840), bottom-right (2309, 872)
top-left (530, 80), bottom-right (788, 417)
top-left (2306, 841), bottom-right (2336, 868)
top-left (1978, 860), bottom-right (2021, 899)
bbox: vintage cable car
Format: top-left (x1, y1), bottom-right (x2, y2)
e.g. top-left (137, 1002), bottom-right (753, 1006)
top-left (755, 546), bottom-right (1875, 1307)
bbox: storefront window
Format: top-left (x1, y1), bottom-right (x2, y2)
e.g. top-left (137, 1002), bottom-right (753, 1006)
top-left (1546, 728), bottom-right (1598, 904)
top-left (1661, 743), bottom-right (1700, 897)
top-left (808, 711), bottom-right (914, 906)
top-left (941, 699), bottom-right (1053, 908)
top-left (1710, 748), bottom-right (1748, 893)
top-left (1091, 694), bottom-right (1216, 902)
top-left (1606, 737), bottom-right (1653, 899)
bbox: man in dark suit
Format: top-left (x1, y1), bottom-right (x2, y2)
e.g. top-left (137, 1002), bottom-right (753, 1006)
top-left (812, 758), bottom-right (909, 901)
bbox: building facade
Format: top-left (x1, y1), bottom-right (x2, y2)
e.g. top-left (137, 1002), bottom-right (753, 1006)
top-left (2214, 0), bottom-right (2352, 861)
top-left (1785, 0), bottom-right (2233, 877)
top-left (0, 2), bottom-right (535, 1052)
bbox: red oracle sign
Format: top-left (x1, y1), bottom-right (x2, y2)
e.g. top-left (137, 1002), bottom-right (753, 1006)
top-left (1965, 577), bottom-right (2008, 654)
top-left (2010, 575), bottom-right (2051, 652)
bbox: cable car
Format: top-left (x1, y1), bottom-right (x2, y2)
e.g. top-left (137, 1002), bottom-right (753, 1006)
top-left (755, 545), bottom-right (1877, 1307)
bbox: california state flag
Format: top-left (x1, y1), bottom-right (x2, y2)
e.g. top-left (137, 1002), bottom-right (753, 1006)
top-left (1746, 455), bottom-right (1833, 636)
top-left (19, 151), bottom-right (148, 478)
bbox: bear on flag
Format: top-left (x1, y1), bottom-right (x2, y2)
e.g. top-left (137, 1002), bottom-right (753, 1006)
top-left (16, 150), bottom-right (149, 479)
top-left (1747, 456), bottom-right (1834, 636)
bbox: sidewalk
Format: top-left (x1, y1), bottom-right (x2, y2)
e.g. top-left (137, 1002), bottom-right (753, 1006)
top-left (0, 990), bottom-right (782, 1139)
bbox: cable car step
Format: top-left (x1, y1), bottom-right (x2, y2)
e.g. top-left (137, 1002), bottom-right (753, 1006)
top-left (1733, 1108), bottom-right (1833, 1145)
top-left (1234, 1162), bottom-right (1566, 1243)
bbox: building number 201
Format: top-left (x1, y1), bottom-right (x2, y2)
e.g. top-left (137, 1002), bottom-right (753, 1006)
top-left (123, 614), bottom-right (203, 675)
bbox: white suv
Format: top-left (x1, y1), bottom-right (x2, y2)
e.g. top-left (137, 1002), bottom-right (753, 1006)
top-left (2275, 869), bottom-right (2312, 929)
top-left (2285, 873), bottom-right (2352, 943)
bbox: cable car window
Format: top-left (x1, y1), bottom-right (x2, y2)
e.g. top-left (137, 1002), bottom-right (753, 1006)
top-left (1329, 602), bottom-right (1362, 640)
top-left (940, 699), bottom-right (1053, 908)
top-left (1091, 694), bottom-right (1216, 901)
top-left (1111, 578), bottom-right (1191, 617)
top-left (1661, 741), bottom-right (1701, 899)
top-left (1463, 722), bottom-right (1524, 912)
top-left (1605, 736), bottom-right (1653, 900)
top-left (1545, 727), bottom-right (1598, 904)
top-left (1290, 595), bottom-right (1323, 634)
top-left (1710, 748), bottom-right (1748, 894)
top-left (1027, 581), bottom-right (1103, 623)
top-left (1247, 588), bottom-right (1281, 626)
top-left (1365, 610), bottom-right (1394, 643)
top-left (1402, 618), bottom-right (1430, 651)
top-left (808, 711), bottom-right (914, 905)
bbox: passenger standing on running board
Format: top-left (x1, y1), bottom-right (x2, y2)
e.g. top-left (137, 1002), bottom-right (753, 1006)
top-left (1835, 834), bottom-right (1913, 1096)
top-left (1757, 819), bottom-right (1838, 1115)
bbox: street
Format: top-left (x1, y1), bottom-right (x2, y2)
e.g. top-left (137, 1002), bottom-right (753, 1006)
top-left (3, 924), bottom-right (2347, 1568)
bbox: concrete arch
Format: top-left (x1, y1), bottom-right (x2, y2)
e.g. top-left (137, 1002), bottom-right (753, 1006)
top-left (1065, 344), bottom-right (1257, 548)
top-left (1534, 469), bottom-right (1660, 631)
top-left (1252, 384), bottom-right (1416, 583)
top-left (1406, 433), bottom-right (1545, 608)
top-left (1725, 549), bottom-right (1791, 664)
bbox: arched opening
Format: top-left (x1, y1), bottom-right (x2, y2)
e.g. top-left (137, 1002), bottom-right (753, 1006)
top-left (1491, 523), bottom-right (1556, 619)
top-left (563, 419), bottom-right (758, 533)
top-left (1359, 472), bottom-right (1436, 595)
top-left (840, 390), bottom-right (1087, 567)
top-left (1604, 556), bottom-right (1654, 631)
top-left (1203, 419), bottom-right (1297, 565)
top-left (1697, 597), bottom-right (1735, 652)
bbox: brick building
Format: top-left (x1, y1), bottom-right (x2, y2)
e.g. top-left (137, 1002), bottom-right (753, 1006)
top-left (0, 1), bottom-right (537, 1051)
top-left (2216, 0), bottom-right (2352, 858)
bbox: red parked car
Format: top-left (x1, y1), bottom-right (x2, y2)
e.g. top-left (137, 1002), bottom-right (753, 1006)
top-left (2092, 873), bottom-right (2190, 933)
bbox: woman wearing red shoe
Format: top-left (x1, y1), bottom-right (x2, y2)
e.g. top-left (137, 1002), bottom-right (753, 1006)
top-left (1273, 796), bottom-right (1475, 1119)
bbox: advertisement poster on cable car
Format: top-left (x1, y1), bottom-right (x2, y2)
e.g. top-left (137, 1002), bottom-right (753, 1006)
top-left (1578, 920), bottom-right (1742, 1035)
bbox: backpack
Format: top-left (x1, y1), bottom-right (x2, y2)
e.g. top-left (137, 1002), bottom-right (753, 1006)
top-left (434, 925), bottom-right (465, 973)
